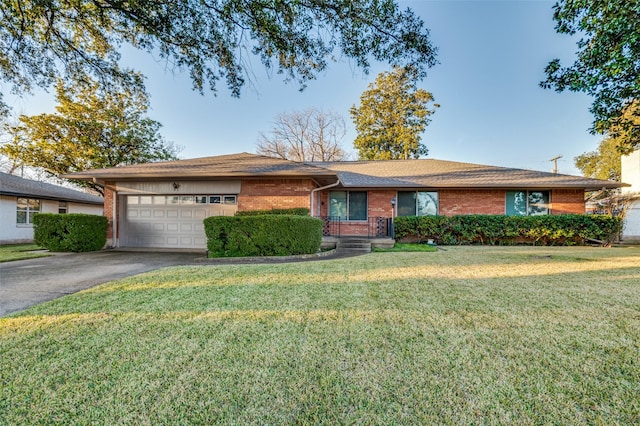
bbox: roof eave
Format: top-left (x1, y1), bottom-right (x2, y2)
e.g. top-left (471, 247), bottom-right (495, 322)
top-left (61, 171), bottom-right (339, 182)
top-left (0, 190), bottom-right (103, 204)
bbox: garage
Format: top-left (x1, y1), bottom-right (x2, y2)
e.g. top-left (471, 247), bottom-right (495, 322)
top-left (623, 199), bottom-right (640, 241)
top-left (122, 194), bottom-right (238, 249)
top-left (113, 180), bottom-right (242, 249)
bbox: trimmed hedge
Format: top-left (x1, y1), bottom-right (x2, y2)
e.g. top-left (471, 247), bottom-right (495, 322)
top-left (394, 214), bottom-right (622, 246)
top-left (33, 213), bottom-right (108, 252)
top-left (204, 215), bottom-right (322, 257)
top-left (235, 208), bottom-right (309, 216)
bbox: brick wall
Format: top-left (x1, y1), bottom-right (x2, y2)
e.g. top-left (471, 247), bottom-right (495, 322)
top-left (551, 189), bottom-right (585, 214)
top-left (368, 190), bottom-right (396, 217)
top-left (439, 189), bottom-right (506, 216)
top-left (238, 179), bottom-right (314, 211)
top-left (103, 182), bottom-right (116, 241)
top-left (105, 180), bottom-right (587, 242)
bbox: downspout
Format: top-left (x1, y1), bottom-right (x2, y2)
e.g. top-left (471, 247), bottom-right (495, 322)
top-left (310, 179), bottom-right (341, 217)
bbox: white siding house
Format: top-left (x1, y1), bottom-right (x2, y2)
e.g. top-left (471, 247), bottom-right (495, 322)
top-left (621, 150), bottom-right (640, 241)
top-left (0, 172), bottom-right (104, 244)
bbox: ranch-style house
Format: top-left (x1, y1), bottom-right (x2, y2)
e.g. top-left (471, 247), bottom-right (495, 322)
top-left (1, 172), bottom-right (104, 244)
top-left (62, 152), bottom-right (625, 249)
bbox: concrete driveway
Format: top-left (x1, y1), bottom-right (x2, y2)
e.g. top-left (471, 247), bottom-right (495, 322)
top-left (0, 250), bottom-right (203, 317)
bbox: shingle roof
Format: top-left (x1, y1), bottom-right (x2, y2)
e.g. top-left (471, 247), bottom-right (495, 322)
top-left (62, 153), bottom-right (337, 181)
top-left (311, 159), bottom-right (625, 190)
top-left (0, 172), bottom-right (104, 204)
top-left (61, 152), bottom-right (625, 191)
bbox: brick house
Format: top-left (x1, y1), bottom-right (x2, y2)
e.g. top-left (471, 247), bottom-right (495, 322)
top-left (62, 152), bottom-right (624, 249)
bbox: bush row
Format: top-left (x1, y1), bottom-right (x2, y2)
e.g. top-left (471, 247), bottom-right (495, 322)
top-left (33, 213), bottom-right (108, 252)
top-left (394, 214), bottom-right (622, 246)
top-left (235, 208), bottom-right (309, 216)
top-left (204, 215), bottom-right (322, 257)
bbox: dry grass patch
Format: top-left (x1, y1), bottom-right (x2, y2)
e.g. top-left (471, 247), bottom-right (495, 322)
top-left (1, 246), bottom-right (639, 424)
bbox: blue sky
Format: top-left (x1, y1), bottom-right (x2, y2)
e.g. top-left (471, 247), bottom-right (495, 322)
top-left (8, 0), bottom-right (600, 176)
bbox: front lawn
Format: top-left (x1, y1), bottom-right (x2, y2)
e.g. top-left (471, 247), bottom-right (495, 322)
top-left (0, 243), bottom-right (49, 262)
top-left (1, 246), bottom-right (639, 424)
top-left (372, 242), bottom-right (438, 252)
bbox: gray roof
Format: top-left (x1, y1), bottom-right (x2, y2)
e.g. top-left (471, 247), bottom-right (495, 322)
top-left (61, 152), bottom-right (625, 191)
top-left (0, 172), bottom-right (104, 204)
top-left (312, 159), bottom-right (625, 190)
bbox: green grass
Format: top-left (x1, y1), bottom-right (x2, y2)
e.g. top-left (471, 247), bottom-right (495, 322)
top-left (373, 242), bottom-right (438, 252)
top-left (1, 246), bottom-right (639, 424)
top-left (0, 243), bottom-right (49, 262)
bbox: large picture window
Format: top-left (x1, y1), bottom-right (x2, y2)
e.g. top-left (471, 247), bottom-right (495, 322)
top-left (397, 191), bottom-right (438, 216)
top-left (329, 191), bottom-right (367, 221)
top-left (506, 191), bottom-right (550, 216)
top-left (17, 198), bottom-right (40, 224)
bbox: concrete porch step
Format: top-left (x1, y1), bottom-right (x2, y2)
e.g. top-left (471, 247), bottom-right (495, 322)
top-left (335, 239), bottom-right (372, 254)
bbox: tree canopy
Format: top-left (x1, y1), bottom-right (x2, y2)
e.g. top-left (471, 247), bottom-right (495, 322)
top-left (0, 78), bottom-right (179, 194)
top-left (574, 100), bottom-right (640, 182)
top-left (350, 66), bottom-right (438, 160)
top-left (574, 138), bottom-right (622, 182)
top-left (0, 0), bottom-right (438, 115)
top-left (541, 0), bottom-right (640, 152)
top-left (256, 108), bottom-right (348, 161)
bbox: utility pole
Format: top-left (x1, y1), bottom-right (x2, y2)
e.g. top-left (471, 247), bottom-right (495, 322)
top-left (549, 155), bottom-right (562, 173)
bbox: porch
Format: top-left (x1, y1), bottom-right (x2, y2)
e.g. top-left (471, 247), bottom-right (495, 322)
top-left (319, 216), bottom-right (395, 249)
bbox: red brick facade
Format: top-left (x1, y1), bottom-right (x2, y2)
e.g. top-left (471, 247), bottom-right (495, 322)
top-left (103, 182), bottom-right (116, 242)
top-left (238, 179), bottom-right (314, 211)
top-left (102, 178), bottom-right (588, 242)
top-left (550, 189), bottom-right (585, 215)
top-left (439, 189), bottom-right (506, 216)
top-left (312, 187), bottom-right (587, 236)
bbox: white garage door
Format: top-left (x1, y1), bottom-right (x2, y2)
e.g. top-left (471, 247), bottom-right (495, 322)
top-left (624, 200), bottom-right (640, 240)
top-left (123, 195), bottom-right (237, 249)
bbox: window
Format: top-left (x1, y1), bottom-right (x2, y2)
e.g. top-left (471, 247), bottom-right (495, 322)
top-left (58, 201), bottom-right (68, 214)
top-left (127, 194), bottom-right (238, 205)
top-left (329, 191), bottom-right (367, 220)
top-left (397, 191), bottom-right (438, 216)
top-left (506, 191), bottom-right (550, 216)
top-left (17, 198), bottom-right (40, 225)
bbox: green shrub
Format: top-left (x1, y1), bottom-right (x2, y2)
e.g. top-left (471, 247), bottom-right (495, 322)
top-left (33, 213), bottom-right (108, 252)
top-left (394, 214), bottom-right (622, 246)
top-left (204, 215), bottom-right (322, 257)
top-left (235, 208), bottom-right (309, 216)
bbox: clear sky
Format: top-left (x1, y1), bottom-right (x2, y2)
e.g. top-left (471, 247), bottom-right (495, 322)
top-left (8, 0), bottom-right (601, 176)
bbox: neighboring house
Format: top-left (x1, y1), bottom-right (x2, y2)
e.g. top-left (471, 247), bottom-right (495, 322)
top-left (62, 152), bottom-right (625, 249)
top-left (0, 172), bottom-right (104, 244)
top-left (621, 149), bottom-right (640, 241)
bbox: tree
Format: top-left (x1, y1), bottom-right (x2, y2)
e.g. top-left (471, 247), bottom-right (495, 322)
top-left (1, 78), bottom-right (179, 194)
top-left (0, 0), bottom-right (437, 115)
top-left (541, 0), bottom-right (640, 153)
top-left (256, 108), bottom-right (348, 161)
top-left (350, 66), bottom-right (438, 160)
top-left (575, 100), bottom-right (640, 182)
top-left (575, 137), bottom-right (621, 182)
